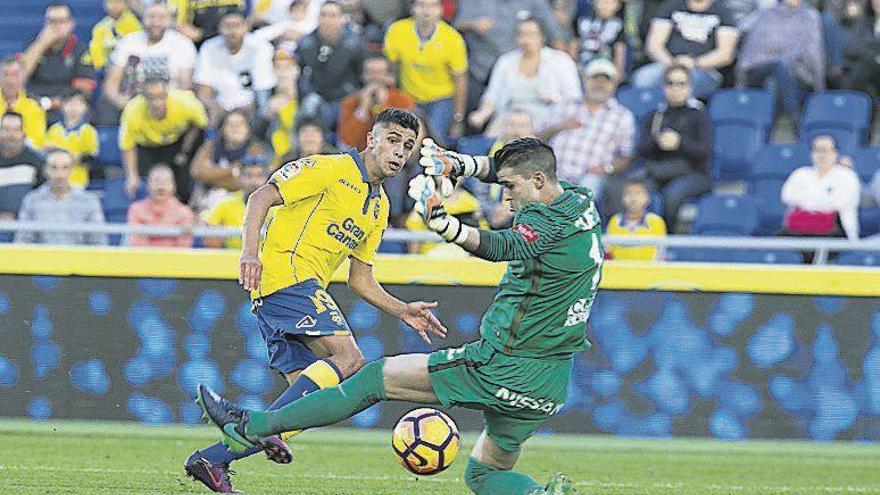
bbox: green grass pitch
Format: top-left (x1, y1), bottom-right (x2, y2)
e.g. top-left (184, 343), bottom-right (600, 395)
top-left (1, 419), bottom-right (879, 494)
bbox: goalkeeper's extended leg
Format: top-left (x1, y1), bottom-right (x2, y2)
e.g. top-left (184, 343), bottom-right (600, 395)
top-left (197, 355), bottom-right (438, 451)
top-left (464, 432), bottom-right (574, 495)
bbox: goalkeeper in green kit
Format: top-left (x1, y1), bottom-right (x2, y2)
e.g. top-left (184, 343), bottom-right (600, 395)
top-left (196, 137), bottom-right (604, 495)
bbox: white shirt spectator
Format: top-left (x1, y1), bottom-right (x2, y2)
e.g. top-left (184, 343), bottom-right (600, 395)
top-left (262, 0), bottom-right (325, 27)
top-left (253, 13), bottom-right (317, 54)
top-left (112, 29), bottom-right (197, 90)
top-left (195, 34), bottom-right (277, 111)
top-left (781, 165), bottom-right (861, 239)
top-left (480, 47), bottom-right (582, 132)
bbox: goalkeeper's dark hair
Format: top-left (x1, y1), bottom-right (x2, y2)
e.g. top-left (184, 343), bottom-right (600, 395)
top-left (374, 108), bottom-right (420, 136)
top-left (494, 137), bottom-right (557, 181)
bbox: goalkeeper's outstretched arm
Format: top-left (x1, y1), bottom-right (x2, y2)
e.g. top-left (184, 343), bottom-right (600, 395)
top-left (442, 222), bottom-right (554, 262)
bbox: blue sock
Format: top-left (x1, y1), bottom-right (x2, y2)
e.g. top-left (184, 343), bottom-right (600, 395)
top-left (199, 360), bottom-right (343, 466)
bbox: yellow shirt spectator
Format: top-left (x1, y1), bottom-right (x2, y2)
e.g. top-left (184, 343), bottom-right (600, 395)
top-left (90, 9), bottom-right (142, 69)
top-left (383, 18), bottom-right (467, 103)
top-left (201, 191), bottom-right (279, 250)
top-left (606, 212), bottom-right (667, 261)
top-left (45, 121), bottom-right (99, 187)
top-left (255, 151), bottom-right (389, 299)
top-left (0, 90), bottom-right (46, 148)
top-left (118, 90), bottom-right (208, 150)
top-left (270, 99), bottom-right (298, 158)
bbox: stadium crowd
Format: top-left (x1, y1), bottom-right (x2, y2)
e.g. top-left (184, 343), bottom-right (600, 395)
top-left (0, 0), bottom-right (879, 261)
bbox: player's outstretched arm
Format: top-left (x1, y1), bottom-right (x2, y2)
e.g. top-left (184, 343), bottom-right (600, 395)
top-left (347, 257), bottom-right (448, 344)
top-left (239, 184), bottom-right (283, 291)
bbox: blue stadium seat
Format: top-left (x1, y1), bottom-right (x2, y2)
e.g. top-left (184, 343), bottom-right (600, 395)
top-left (102, 178), bottom-right (147, 246)
top-left (456, 135), bottom-right (495, 156)
top-left (666, 247), bottom-right (803, 264)
top-left (749, 144), bottom-right (811, 182)
top-left (749, 180), bottom-right (786, 235)
top-left (799, 90), bottom-right (872, 152)
top-left (852, 147), bottom-right (880, 183)
top-left (833, 251), bottom-right (880, 267)
top-left (691, 194), bottom-right (760, 236)
top-left (859, 207), bottom-right (880, 237)
top-left (709, 89), bottom-right (774, 181)
top-left (616, 85), bottom-right (664, 125)
top-left (95, 126), bottom-right (122, 169)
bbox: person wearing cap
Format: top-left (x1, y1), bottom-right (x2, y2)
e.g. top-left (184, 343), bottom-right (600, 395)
top-left (201, 157), bottom-right (273, 249)
top-left (194, 8), bottom-right (277, 124)
top-left (634, 63), bottom-right (712, 230)
top-left (538, 57), bottom-right (635, 203)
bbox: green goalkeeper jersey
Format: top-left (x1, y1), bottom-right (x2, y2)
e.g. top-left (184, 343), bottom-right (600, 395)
top-left (476, 181), bottom-right (603, 359)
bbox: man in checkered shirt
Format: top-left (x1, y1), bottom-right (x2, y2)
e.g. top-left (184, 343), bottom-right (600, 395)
top-left (538, 58), bottom-right (634, 207)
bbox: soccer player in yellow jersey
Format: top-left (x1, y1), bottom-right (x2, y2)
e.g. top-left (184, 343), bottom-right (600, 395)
top-left (185, 108), bottom-right (446, 493)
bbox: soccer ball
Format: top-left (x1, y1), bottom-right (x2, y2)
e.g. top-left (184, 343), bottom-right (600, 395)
top-left (391, 408), bottom-right (460, 475)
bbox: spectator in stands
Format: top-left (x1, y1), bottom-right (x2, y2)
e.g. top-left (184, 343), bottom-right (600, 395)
top-left (194, 9), bottom-right (277, 124)
top-left (455, 0), bottom-right (567, 111)
top-left (0, 58), bottom-right (46, 149)
top-left (0, 113), bottom-right (44, 222)
top-left (20, 2), bottom-right (97, 113)
top-left (279, 117), bottom-right (338, 162)
top-left (119, 76), bottom-right (208, 202)
top-left (15, 149), bottom-right (105, 246)
top-left (606, 178), bottom-right (666, 260)
top-left (781, 135), bottom-right (861, 240)
top-left (384, 0), bottom-right (468, 144)
top-left (127, 164), bottom-right (196, 248)
top-left (469, 18), bottom-right (581, 135)
top-left (99, 3), bottom-right (197, 125)
top-left (539, 58), bottom-right (635, 201)
top-left (295, 1), bottom-right (367, 132)
top-left (338, 56), bottom-right (415, 150)
top-left (171, 0), bottom-right (246, 46)
top-left (266, 54), bottom-right (301, 158)
top-left (836, 0), bottom-right (880, 96)
top-left (201, 160), bottom-right (271, 249)
top-left (635, 64), bottom-right (712, 229)
top-left (90, 0), bottom-right (143, 71)
top-left (45, 89), bottom-right (99, 188)
top-left (570, 0), bottom-right (627, 78)
top-left (736, 0), bottom-right (824, 121)
top-left (191, 110), bottom-right (270, 204)
top-left (253, 0), bottom-right (318, 54)
top-left (467, 109), bottom-right (537, 229)
top-left (632, 0), bottom-right (739, 98)
top-left (256, 0), bottom-right (324, 27)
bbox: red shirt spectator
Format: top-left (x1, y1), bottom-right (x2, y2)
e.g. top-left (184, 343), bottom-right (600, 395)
top-left (127, 164), bottom-right (195, 247)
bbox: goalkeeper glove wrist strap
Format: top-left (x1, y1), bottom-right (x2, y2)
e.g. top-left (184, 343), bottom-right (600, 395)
top-left (460, 155), bottom-right (491, 178)
top-left (435, 216), bottom-right (472, 245)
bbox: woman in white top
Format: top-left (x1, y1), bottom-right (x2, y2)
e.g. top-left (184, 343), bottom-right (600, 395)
top-left (468, 18), bottom-right (582, 135)
top-left (781, 135), bottom-right (861, 239)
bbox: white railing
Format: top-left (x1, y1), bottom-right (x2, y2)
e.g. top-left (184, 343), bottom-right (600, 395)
top-left (1, 221), bottom-right (879, 264)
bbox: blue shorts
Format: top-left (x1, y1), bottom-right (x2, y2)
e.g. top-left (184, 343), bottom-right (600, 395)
top-left (254, 279), bottom-right (352, 374)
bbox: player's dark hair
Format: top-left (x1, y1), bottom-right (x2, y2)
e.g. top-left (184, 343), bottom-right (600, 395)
top-left (374, 108), bottom-right (420, 136)
top-left (1, 111), bottom-right (24, 127)
top-left (494, 137), bottom-right (557, 181)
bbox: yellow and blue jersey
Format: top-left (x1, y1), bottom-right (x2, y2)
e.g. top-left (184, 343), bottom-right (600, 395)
top-left (45, 121), bottom-right (99, 187)
top-left (606, 212), bottom-right (666, 261)
top-left (254, 150), bottom-right (389, 299)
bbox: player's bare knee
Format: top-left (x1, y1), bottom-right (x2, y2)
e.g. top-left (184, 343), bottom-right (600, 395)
top-left (329, 346), bottom-right (364, 378)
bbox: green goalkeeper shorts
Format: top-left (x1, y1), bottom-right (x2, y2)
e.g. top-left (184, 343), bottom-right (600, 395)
top-left (427, 340), bottom-right (573, 452)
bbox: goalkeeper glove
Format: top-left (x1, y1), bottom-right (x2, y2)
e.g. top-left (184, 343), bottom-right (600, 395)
top-left (407, 175), bottom-right (469, 244)
top-left (419, 138), bottom-right (490, 179)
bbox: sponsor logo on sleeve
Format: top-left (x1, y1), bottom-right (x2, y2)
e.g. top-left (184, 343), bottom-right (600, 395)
top-left (513, 224), bottom-right (539, 243)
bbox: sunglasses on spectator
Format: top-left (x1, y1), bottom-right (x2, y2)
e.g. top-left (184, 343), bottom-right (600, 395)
top-left (664, 79), bottom-right (689, 87)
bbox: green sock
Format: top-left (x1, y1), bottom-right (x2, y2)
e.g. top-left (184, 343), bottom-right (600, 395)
top-left (247, 359), bottom-right (386, 437)
top-left (465, 457), bottom-right (543, 495)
